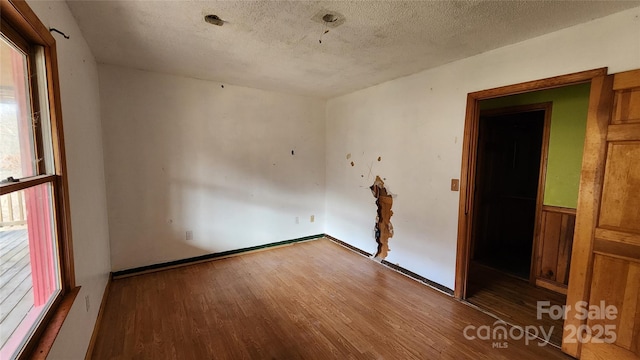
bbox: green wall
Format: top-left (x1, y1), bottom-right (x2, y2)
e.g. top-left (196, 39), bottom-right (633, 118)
top-left (480, 83), bottom-right (590, 209)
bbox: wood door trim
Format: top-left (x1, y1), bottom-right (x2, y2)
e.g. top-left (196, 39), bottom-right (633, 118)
top-left (455, 68), bottom-right (607, 300)
top-left (533, 104), bottom-right (552, 285)
top-left (469, 69), bottom-right (607, 100)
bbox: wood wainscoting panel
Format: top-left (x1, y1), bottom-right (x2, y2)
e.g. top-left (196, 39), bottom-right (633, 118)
top-left (535, 206), bottom-right (576, 291)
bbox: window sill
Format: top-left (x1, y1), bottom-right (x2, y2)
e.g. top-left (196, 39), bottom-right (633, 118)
top-left (22, 286), bottom-right (80, 360)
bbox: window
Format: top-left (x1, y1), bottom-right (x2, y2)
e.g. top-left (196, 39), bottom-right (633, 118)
top-left (0, 1), bottom-right (76, 359)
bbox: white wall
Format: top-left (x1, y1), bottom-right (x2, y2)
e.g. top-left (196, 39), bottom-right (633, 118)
top-left (17, 3), bottom-right (638, 356)
top-left (98, 65), bottom-right (326, 271)
top-left (25, 1), bottom-right (112, 359)
top-left (325, 7), bottom-right (640, 290)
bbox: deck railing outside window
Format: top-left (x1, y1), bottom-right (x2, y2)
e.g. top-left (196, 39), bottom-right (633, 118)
top-left (0, 192), bottom-right (27, 227)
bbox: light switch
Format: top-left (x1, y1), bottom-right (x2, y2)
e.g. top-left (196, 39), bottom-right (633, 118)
top-left (451, 179), bottom-right (460, 191)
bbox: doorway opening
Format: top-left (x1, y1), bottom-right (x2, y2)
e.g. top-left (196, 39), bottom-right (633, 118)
top-left (455, 68), bottom-right (606, 351)
top-left (465, 103), bottom-right (568, 345)
top-left (471, 106), bottom-right (547, 280)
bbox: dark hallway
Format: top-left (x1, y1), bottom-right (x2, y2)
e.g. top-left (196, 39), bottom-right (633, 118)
top-left (471, 109), bottom-right (545, 279)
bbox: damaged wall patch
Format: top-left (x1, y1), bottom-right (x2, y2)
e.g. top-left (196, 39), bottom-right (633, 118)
top-left (370, 176), bottom-right (393, 260)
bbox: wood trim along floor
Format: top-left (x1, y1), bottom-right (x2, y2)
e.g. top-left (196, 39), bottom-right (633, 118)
top-left (111, 234), bottom-right (325, 279)
top-left (324, 234), bottom-right (454, 296)
top-left (323, 234), bottom-right (373, 257)
top-left (112, 233), bottom-right (453, 298)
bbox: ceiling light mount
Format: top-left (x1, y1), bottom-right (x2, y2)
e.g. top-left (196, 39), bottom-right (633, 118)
top-left (312, 10), bottom-right (345, 44)
top-left (322, 14), bottom-right (338, 23)
top-left (204, 14), bottom-right (224, 26)
top-left (310, 9), bottom-right (345, 28)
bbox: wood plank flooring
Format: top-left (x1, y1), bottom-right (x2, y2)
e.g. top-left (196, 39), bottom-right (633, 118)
top-left (0, 229), bottom-right (33, 349)
top-left (92, 239), bottom-right (572, 359)
top-left (466, 262), bottom-right (566, 347)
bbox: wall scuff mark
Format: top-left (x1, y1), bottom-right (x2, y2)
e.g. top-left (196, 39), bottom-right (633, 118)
top-left (370, 176), bottom-right (393, 260)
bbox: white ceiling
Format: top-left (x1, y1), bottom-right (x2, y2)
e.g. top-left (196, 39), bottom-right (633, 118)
top-left (67, 1), bottom-right (640, 98)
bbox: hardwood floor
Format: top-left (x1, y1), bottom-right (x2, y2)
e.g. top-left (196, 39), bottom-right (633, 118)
top-left (92, 239), bottom-right (571, 359)
top-left (466, 262), bottom-right (566, 347)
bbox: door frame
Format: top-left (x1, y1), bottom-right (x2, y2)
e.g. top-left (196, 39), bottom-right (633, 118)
top-left (473, 102), bottom-right (552, 285)
top-left (454, 68), bottom-right (608, 300)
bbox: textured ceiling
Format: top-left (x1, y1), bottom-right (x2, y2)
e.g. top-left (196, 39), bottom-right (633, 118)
top-left (67, 1), bottom-right (640, 98)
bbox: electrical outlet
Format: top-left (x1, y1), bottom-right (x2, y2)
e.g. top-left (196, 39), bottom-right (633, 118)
top-left (310, 215), bottom-right (315, 223)
top-left (85, 295), bottom-right (90, 312)
top-left (186, 230), bottom-right (193, 241)
top-left (295, 216), bottom-right (299, 224)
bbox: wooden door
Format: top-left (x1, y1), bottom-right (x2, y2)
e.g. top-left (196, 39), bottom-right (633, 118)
top-left (564, 69), bottom-right (640, 359)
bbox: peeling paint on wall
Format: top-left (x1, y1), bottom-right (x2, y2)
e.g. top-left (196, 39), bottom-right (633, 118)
top-left (370, 175), bottom-right (393, 260)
